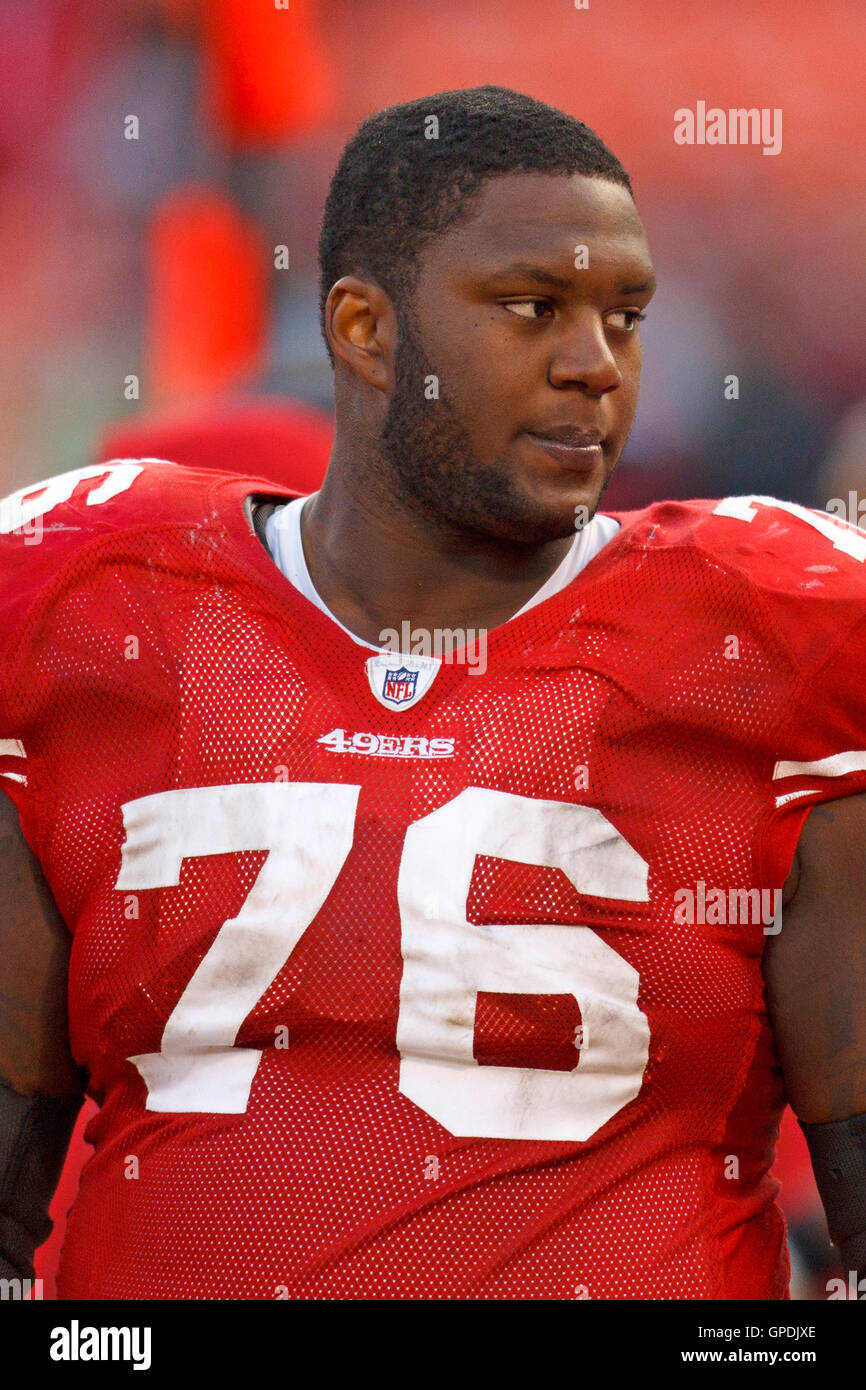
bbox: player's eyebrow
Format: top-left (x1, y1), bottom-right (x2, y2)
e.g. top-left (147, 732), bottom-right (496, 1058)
top-left (479, 264), bottom-right (575, 292)
top-left (618, 276), bottom-right (657, 295)
top-left (478, 264), bottom-right (657, 296)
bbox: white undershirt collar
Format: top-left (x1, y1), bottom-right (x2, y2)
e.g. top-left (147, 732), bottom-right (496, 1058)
top-left (264, 494), bottom-right (620, 653)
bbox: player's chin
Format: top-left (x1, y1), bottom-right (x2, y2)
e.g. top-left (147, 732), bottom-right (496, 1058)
top-left (521, 457), bottom-right (612, 535)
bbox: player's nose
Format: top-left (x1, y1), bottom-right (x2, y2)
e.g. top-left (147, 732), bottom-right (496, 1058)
top-left (546, 310), bottom-right (622, 395)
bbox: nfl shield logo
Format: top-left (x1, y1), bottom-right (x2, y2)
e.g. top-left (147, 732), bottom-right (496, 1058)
top-left (382, 665), bottom-right (417, 705)
top-left (365, 652), bottom-right (440, 711)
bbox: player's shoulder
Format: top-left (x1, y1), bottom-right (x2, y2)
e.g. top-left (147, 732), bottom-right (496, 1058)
top-left (1, 457), bottom-right (229, 550)
top-left (0, 455), bottom-right (293, 570)
top-left (0, 456), bottom-right (295, 645)
top-left (611, 493), bottom-right (866, 604)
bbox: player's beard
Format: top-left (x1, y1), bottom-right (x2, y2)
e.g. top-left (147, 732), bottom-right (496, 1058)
top-left (379, 307), bottom-right (603, 545)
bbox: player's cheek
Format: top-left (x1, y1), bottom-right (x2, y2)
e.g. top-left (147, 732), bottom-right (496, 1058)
top-left (455, 344), bottom-right (525, 419)
top-left (615, 349), bottom-right (642, 413)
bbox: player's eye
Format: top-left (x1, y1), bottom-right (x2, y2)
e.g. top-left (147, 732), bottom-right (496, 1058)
top-left (501, 299), bottom-right (553, 320)
top-left (604, 309), bottom-right (647, 333)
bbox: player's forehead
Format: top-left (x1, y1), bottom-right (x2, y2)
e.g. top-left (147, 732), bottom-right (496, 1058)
top-left (425, 170), bottom-right (653, 288)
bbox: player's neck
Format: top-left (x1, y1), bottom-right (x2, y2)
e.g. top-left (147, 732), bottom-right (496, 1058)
top-left (298, 454), bottom-right (576, 649)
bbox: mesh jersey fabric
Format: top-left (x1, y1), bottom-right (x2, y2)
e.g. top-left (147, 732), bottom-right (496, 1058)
top-left (1, 460), bottom-right (866, 1300)
top-left (263, 493), bottom-right (622, 651)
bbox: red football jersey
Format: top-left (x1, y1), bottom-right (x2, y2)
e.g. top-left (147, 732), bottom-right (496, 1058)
top-left (1, 460), bottom-right (865, 1301)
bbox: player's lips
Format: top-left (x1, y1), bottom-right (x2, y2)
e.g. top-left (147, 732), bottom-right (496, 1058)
top-left (525, 427), bottom-right (605, 468)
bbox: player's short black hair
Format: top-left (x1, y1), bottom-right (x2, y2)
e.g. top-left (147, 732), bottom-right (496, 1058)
top-left (317, 85), bottom-right (633, 364)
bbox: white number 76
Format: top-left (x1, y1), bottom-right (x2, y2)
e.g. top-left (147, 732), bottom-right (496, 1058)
top-left (117, 782), bottom-right (651, 1141)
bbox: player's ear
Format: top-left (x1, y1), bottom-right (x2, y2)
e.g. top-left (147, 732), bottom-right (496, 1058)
top-left (325, 276), bottom-right (395, 393)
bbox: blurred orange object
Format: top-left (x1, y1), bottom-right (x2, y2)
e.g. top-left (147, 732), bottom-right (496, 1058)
top-left (147, 188), bottom-right (267, 404)
top-left (202, 0), bottom-right (336, 147)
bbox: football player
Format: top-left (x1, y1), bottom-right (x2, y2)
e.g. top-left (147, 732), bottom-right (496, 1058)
top-left (1, 87), bottom-right (865, 1300)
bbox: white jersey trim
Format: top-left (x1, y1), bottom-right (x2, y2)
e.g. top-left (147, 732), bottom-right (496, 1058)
top-left (773, 751), bottom-right (866, 780)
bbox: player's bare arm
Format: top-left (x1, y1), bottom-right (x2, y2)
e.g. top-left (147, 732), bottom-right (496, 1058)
top-left (766, 791), bottom-right (866, 1280)
top-left (0, 794), bottom-right (81, 1098)
top-left (0, 793), bottom-right (85, 1281)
